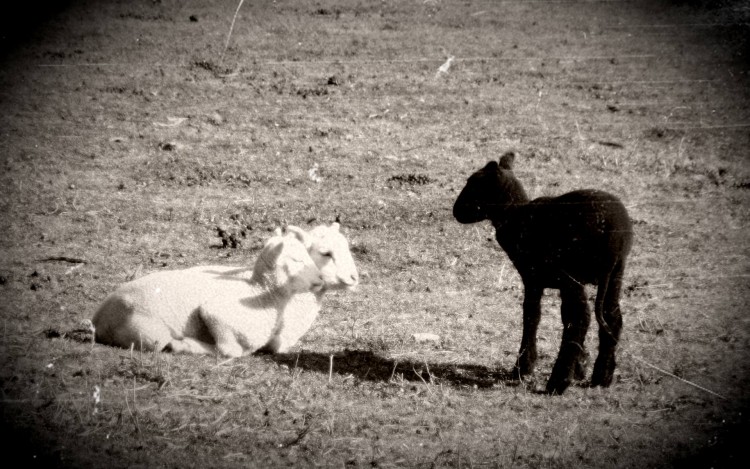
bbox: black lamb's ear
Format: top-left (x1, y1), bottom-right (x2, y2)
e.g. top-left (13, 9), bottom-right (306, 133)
top-left (499, 151), bottom-right (515, 170)
top-left (482, 161), bottom-right (499, 172)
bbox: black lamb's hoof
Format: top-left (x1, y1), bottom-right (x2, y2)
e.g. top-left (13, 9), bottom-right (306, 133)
top-left (545, 378), bottom-right (571, 395)
top-left (591, 356), bottom-right (615, 387)
top-left (547, 357), bottom-right (575, 394)
top-left (513, 355), bottom-right (536, 381)
top-left (590, 370), bottom-right (614, 388)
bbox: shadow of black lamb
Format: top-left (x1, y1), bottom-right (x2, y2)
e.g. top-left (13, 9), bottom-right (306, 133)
top-left (453, 152), bottom-right (633, 395)
top-left (265, 349), bottom-right (515, 389)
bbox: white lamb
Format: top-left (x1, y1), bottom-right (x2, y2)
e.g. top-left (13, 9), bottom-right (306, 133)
top-left (92, 223), bottom-right (359, 357)
top-left (92, 227), bottom-right (324, 357)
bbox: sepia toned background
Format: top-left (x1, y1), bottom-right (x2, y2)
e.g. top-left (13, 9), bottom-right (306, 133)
top-left (1, 0), bottom-right (748, 467)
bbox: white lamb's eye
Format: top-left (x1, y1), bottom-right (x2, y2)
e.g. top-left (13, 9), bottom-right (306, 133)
top-left (321, 251), bottom-right (333, 258)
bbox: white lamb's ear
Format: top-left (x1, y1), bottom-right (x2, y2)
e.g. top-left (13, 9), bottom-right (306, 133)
top-left (264, 241), bottom-right (284, 264)
top-left (330, 222), bottom-right (340, 232)
top-left (264, 228), bottom-right (283, 247)
top-left (285, 225), bottom-right (312, 249)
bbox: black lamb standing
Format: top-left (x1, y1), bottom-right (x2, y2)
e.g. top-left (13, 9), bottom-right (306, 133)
top-left (453, 152), bottom-right (633, 394)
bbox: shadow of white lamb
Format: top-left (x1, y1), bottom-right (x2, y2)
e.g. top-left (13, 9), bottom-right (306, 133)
top-left (92, 227), bottom-right (328, 357)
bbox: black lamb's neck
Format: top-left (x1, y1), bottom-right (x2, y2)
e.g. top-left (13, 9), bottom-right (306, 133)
top-left (489, 200), bottom-right (525, 232)
top-left (487, 176), bottom-right (530, 239)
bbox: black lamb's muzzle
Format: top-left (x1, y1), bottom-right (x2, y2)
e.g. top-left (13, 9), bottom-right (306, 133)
top-left (452, 200), bottom-right (484, 224)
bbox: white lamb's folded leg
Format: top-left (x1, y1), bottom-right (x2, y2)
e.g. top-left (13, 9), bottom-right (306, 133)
top-left (197, 305), bottom-right (244, 358)
top-left (166, 337), bottom-right (216, 355)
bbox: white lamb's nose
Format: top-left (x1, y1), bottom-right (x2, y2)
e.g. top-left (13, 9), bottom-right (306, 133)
top-left (346, 273), bottom-right (359, 287)
top-left (311, 277), bottom-right (324, 292)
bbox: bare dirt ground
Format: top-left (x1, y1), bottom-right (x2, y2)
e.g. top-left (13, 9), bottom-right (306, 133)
top-left (1, 0), bottom-right (749, 467)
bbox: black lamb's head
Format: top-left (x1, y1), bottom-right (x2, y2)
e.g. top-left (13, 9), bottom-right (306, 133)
top-left (453, 152), bottom-right (528, 224)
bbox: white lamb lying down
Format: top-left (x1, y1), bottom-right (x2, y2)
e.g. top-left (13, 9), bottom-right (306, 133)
top-left (92, 223), bottom-right (359, 357)
top-left (92, 228), bottom-right (325, 357)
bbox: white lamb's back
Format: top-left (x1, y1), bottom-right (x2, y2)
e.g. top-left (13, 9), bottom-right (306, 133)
top-left (92, 266), bottom-right (268, 352)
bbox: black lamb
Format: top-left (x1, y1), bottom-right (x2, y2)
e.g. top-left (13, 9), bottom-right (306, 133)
top-left (453, 152), bottom-right (633, 394)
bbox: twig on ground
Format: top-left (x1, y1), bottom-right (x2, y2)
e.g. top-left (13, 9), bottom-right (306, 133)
top-left (412, 364), bottom-right (434, 395)
top-left (125, 378), bottom-right (142, 434)
top-left (210, 409), bottom-right (228, 427)
top-left (217, 357), bottom-right (235, 367)
top-left (292, 352), bottom-right (302, 380)
top-left (389, 361), bottom-right (399, 382)
top-left (168, 393), bottom-right (221, 401)
top-left (220, 0), bottom-right (246, 66)
top-left (630, 354), bottom-right (727, 400)
top-left (328, 354), bottom-right (334, 384)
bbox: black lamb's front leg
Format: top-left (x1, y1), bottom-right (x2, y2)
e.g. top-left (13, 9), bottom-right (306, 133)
top-left (513, 284), bottom-right (543, 380)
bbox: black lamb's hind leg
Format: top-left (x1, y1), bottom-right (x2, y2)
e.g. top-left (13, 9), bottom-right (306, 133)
top-left (591, 261), bottom-right (625, 387)
top-left (513, 284), bottom-right (543, 380)
top-left (547, 282), bottom-right (590, 395)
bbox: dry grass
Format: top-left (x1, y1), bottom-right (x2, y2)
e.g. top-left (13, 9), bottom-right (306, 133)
top-left (1, 0), bottom-right (749, 467)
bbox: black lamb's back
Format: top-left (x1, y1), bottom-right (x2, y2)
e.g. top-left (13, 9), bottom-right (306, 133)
top-left (498, 189), bottom-right (633, 287)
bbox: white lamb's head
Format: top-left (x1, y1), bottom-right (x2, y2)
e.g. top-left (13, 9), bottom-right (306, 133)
top-left (253, 229), bottom-right (324, 294)
top-left (287, 223), bottom-right (359, 291)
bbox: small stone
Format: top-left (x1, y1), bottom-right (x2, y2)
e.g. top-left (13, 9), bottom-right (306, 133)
top-left (411, 333), bottom-right (440, 344)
